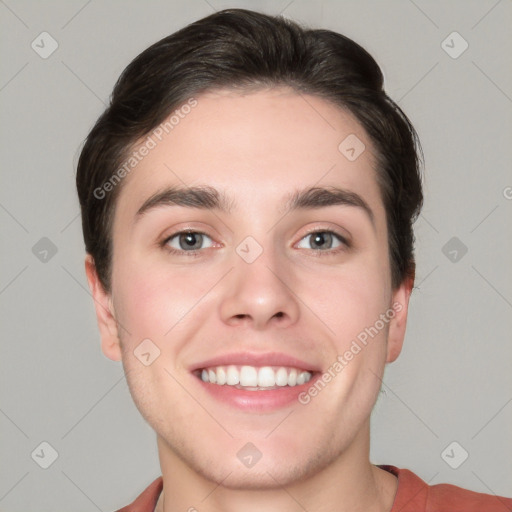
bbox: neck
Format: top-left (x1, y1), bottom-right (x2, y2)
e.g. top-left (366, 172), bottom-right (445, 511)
top-left (155, 423), bottom-right (397, 512)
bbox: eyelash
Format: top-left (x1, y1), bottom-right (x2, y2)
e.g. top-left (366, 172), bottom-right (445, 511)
top-left (160, 229), bottom-right (350, 257)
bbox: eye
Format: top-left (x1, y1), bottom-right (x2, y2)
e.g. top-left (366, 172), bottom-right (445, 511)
top-left (296, 230), bottom-right (347, 251)
top-left (164, 231), bottom-right (214, 252)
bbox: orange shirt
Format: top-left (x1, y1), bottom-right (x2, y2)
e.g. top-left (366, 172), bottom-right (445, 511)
top-left (380, 465), bottom-right (512, 511)
top-left (116, 465), bottom-right (512, 511)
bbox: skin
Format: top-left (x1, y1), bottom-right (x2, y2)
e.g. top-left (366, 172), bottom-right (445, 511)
top-left (86, 87), bottom-right (413, 512)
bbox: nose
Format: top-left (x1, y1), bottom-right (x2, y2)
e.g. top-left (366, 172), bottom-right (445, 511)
top-left (219, 249), bottom-right (300, 330)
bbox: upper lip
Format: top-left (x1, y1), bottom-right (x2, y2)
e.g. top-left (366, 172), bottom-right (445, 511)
top-left (189, 352), bottom-right (321, 373)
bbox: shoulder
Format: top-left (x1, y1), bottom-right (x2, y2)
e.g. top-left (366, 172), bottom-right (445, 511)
top-left (114, 476), bottom-right (163, 512)
top-left (379, 465), bottom-right (512, 512)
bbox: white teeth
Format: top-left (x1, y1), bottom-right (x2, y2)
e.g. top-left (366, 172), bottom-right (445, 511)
top-left (275, 367), bottom-right (288, 386)
top-left (199, 365), bottom-right (313, 388)
top-left (216, 366), bottom-right (227, 385)
top-left (296, 371), bottom-right (311, 385)
top-left (258, 366), bottom-right (275, 387)
top-left (240, 366), bottom-right (258, 386)
top-left (226, 365), bottom-right (240, 385)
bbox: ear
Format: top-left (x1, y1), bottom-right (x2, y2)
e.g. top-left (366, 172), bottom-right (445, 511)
top-left (386, 275), bottom-right (414, 363)
top-left (84, 254), bottom-right (122, 362)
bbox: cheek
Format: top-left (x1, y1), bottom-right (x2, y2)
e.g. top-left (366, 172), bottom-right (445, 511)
top-left (121, 351), bottom-right (194, 436)
top-left (112, 255), bottom-right (218, 346)
top-left (311, 259), bottom-right (390, 342)
top-left (111, 254), bottom-right (174, 344)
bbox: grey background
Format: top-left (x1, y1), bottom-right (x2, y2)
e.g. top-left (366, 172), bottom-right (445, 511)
top-left (1, 0), bottom-right (511, 510)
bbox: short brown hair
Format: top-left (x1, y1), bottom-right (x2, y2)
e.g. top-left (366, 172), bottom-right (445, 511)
top-left (76, 8), bottom-right (423, 292)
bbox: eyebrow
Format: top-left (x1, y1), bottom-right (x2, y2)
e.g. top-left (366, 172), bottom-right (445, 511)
top-left (134, 184), bottom-right (374, 226)
top-left (135, 185), bottom-right (234, 220)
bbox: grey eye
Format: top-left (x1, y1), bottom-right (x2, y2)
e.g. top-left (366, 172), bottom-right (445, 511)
top-left (296, 231), bottom-right (343, 250)
top-left (167, 232), bottom-right (213, 251)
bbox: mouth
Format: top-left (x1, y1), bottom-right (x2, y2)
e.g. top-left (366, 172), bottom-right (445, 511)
top-left (193, 364), bottom-right (314, 390)
top-left (189, 354), bottom-right (321, 412)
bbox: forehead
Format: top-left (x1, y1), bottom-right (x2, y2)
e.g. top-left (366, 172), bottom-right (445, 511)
top-left (114, 87), bottom-right (384, 225)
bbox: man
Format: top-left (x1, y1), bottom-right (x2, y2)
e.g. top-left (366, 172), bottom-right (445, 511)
top-left (76, 8), bottom-right (512, 512)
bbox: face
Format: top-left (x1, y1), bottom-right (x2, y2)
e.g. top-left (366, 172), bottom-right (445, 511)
top-left (86, 87), bottom-right (411, 489)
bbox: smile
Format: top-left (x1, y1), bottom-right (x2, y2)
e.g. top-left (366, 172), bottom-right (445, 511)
top-left (190, 352), bottom-right (320, 411)
top-left (198, 365), bottom-right (313, 389)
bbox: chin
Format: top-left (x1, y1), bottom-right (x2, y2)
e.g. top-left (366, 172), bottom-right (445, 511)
top-left (193, 457), bottom-right (317, 490)
top-left (175, 435), bottom-right (335, 491)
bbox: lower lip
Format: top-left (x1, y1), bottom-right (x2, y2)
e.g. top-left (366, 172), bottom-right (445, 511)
top-left (193, 373), bottom-right (319, 412)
